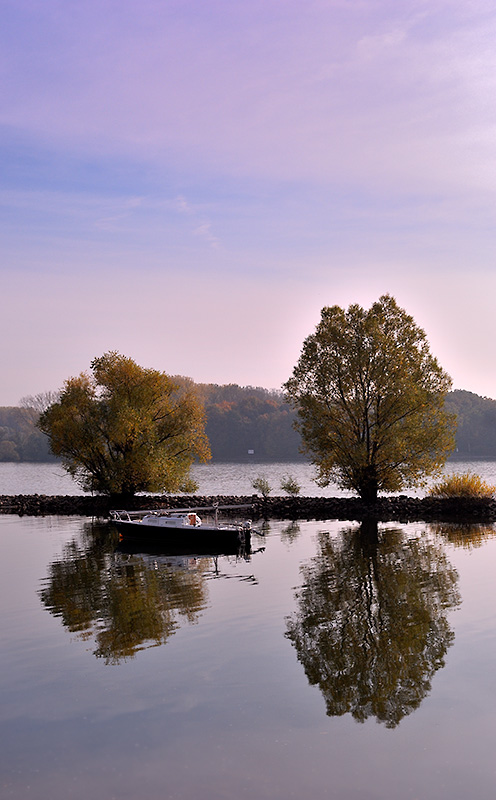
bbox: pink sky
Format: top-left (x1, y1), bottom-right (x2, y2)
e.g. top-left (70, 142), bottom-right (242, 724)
top-left (2, 0), bottom-right (496, 404)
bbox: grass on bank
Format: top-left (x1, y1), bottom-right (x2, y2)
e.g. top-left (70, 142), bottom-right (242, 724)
top-left (428, 472), bottom-right (496, 499)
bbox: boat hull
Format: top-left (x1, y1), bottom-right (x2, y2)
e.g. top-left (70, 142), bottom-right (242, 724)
top-left (111, 518), bottom-right (251, 553)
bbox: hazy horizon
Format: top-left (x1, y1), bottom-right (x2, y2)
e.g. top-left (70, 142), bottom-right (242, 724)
top-left (13, 377), bottom-right (496, 408)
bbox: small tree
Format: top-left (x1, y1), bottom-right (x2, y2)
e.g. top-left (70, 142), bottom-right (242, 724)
top-left (284, 295), bottom-right (455, 503)
top-left (280, 475), bottom-right (301, 496)
top-left (38, 352), bottom-right (210, 501)
top-left (252, 475), bottom-right (272, 498)
top-left (20, 390), bottom-right (61, 414)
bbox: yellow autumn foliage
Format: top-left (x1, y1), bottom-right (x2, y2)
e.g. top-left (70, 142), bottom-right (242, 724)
top-left (428, 472), bottom-right (496, 499)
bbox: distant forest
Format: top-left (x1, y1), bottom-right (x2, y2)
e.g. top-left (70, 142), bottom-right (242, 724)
top-left (2, 386), bottom-right (496, 463)
top-left (0, 407), bottom-right (56, 462)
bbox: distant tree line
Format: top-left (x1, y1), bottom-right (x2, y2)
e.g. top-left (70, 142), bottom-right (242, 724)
top-left (2, 385), bottom-right (496, 464)
top-left (444, 390), bottom-right (496, 458)
top-left (0, 407), bottom-right (56, 462)
top-left (196, 383), bottom-right (303, 461)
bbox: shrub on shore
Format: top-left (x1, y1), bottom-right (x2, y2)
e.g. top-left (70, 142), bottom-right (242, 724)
top-left (280, 475), bottom-right (301, 496)
top-left (252, 475), bottom-right (272, 498)
top-left (428, 472), bottom-right (496, 499)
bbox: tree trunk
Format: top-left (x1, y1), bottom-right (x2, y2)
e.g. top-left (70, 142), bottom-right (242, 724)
top-left (109, 491), bottom-right (136, 508)
top-left (358, 466), bottom-right (379, 504)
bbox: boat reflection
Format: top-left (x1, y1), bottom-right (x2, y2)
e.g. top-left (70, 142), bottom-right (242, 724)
top-left (114, 528), bottom-right (252, 558)
top-left (285, 520), bottom-right (461, 728)
top-left (39, 522), bottom-right (256, 665)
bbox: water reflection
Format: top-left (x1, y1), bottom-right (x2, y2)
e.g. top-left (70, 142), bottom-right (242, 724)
top-left (280, 520), bottom-right (301, 544)
top-left (428, 521), bottom-right (496, 550)
top-left (39, 522), bottom-right (251, 664)
top-left (285, 520), bottom-right (461, 728)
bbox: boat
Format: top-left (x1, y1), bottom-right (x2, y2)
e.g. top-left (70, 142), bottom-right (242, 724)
top-left (109, 504), bottom-right (253, 550)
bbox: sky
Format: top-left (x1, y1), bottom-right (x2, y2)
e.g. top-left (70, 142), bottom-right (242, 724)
top-left (2, 0), bottom-right (496, 405)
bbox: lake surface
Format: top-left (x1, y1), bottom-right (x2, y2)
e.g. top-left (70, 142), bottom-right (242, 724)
top-left (2, 461), bottom-right (496, 799)
top-left (2, 511), bottom-right (496, 800)
top-left (2, 458), bottom-right (496, 497)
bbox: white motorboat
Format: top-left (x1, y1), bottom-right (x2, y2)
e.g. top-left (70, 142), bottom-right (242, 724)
top-left (109, 505), bottom-right (253, 549)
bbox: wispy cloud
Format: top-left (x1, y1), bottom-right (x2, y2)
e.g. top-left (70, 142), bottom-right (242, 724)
top-left (173, 195), bottom-right (193, 215)
top-left (174, 195), bottom-right (221, 248)
top-left (193, 221), bottom-right (220, 249)
top-left (94, 196), bottom-right (145, 231)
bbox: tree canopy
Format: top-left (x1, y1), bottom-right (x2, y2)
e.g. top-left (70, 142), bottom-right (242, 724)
top-left (284, 295), bottom-right (456, 502)
top-left (38, 352), bottom-right (210, 500)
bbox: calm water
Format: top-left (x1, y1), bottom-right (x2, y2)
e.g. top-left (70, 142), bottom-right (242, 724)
top-left (2, 458), bottom-right (496, 497)
top-left (0, 460), bottom-right (344, 497)
top-left (2, 462), bottom-right (496, 798)
top-left (1, 513), bottom-right (496, 799)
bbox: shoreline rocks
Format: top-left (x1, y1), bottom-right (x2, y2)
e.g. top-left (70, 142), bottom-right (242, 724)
top-left (1, 493), bottom-right (496, 523)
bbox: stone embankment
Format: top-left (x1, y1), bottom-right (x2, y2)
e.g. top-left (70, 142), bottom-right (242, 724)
top-left (1, 493), bottom-right (496, 523)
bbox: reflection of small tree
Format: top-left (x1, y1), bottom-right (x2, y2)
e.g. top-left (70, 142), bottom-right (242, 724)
top-left (280, 520), bottom-right (301, 544)
top-left (39, 525), bottom-right (210, 664)
top-left (252, 475), bottom-right (272, 498)
top-left (286, 521), bottom-right (460, 728)
top-left (257, 520), bottom-right (271, 537)
top-left (280, 475), bottom-right (301, 496)
top-left (93, 559), bottom-right (207, 664)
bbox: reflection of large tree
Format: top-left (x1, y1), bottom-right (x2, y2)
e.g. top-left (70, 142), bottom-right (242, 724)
top-left (285, 521), bottom-right (460, 728)
top-left (40, 524), bottom-right (210, 664)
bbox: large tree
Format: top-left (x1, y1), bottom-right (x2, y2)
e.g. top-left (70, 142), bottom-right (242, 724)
top-left (38, 352), bottom-right (210, 500)
top-left (284, 295), bottom-right (455, 502)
